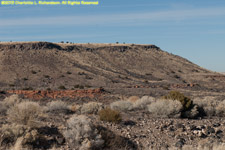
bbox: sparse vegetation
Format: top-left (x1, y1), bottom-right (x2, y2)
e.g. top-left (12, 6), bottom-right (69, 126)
top-left (1, 42), bottom-right (225, 149)
top-left (98, 108), bottom-right (122, 123)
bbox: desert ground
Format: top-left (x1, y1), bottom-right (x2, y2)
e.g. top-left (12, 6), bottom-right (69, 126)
top-left (0, 42), bottom-right (225, 150)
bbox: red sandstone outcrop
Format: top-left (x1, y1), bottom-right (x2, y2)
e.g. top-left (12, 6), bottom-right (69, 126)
top-left (6, 88), bottom-right (105, 100)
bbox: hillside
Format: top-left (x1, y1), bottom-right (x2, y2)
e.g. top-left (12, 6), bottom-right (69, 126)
top-left (1, 42), bottom-right (225, 150)
top-left (0, 42), bottom-right (224, 96)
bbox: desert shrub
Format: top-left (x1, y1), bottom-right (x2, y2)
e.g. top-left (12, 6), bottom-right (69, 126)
top-left (0, 95), bottom-right (22, 114)
top-left (110, 100), bottom-right (133, 112)
top-left (215, 100), bottom-right (225, 117)
top-left (193, 96), bottom-right (219, 117)
top-left (1, 125), bottom-right (51, 150)
top-left (133, 96), bottom-right (156, 110)
top-left (98, 108), bottom-right (122, 123)
top-left (63, 115), bottom-right (104, 150)
top-left (74, 84), bottom-right (85, 89)
top-left (31, 70), bottom-right (37, 74)
top-left (2, 94), bottom-right (22, 107)
top-left (147, 99), bottom-right (183, 118)
top-left (58, 86), bottom-right (66, 90)
top-left (23, 87), bottom-right (33, 90)
top-left (46, 100), bottom-right (69, 113)
top-left (23, 78), bottom-right (28, 81)
top-left (163, 91), bottom-right (193, 112)
top-left (80, 102), bottom-right (104, 114)
top-left (7, 101), bottom-right (42, 128)
top-left (69, 104), bottom-right (82, 113)
top-left (66, 71), bottom-right (72, 74)
top-left (0, 102), bottom-right (7, 115)
top-left (182, 105), bottom-right (199, 119)
top-left (69, 104), bottom-right (81, 112)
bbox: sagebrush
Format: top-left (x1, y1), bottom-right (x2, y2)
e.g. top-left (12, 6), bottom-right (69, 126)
top-left (147, 99), bottom-right (182, 118)
top-left (80, 102), bottom-right (104, 114)
top-left (7, 101), bottom-right (42, 128)
top-left (110, 100), bottom-right (133, 112)
top-left (63, 115), bottom-right (104, 150)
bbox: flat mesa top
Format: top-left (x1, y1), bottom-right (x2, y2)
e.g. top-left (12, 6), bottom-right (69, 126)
top-left (0, 41), bottom-right (156, 48)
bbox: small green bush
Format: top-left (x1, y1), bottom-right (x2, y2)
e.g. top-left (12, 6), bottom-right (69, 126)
top-left (31, 70), bottom-right (37, 74)
top-left (58, 86), bottom-right (66, 90)
top-left (66, 71), bottom-right (72, 74)
top-left (44, 75), bottom-right (50, 78)
top-left (22, 87), bottom-right (33, 90)
top-left (74, 85), bottom-right (84, 89)
top-left (98, 108), bottom-right (122, 123)
top-left (163, 91), bottom-right (193, 112)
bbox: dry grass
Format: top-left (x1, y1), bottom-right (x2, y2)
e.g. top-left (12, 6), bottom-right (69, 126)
top-left (46, 100), bottom-right (69, 113)
top-left (0, 95), bottom-right (22, 115)
top-left (127, 96), bottom-right (140, 103)
top-left (0, 124), bottom-right (26, 146)
top-left (98, 108), bottom-right (122, 123)
top-left (110, 100), bottom-right (133, 112)
top-left (215, 100), bottom-right (225, 117)
top-left (7, 101), bottom-right (42, 128)
top-left (193, 96), bottom-right (219, 117)
top-left (132, 96), bottom-right (155, 110)
top-left (2, 94), bottom-right (22, 107)
top-left (80, 102), bottom-right (104, 114)
top-left (63, 115), bottom-right (104, 150)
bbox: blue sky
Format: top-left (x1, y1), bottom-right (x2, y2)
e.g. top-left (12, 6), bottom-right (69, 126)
top-left (0, 0), bottom-right (225, 72)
